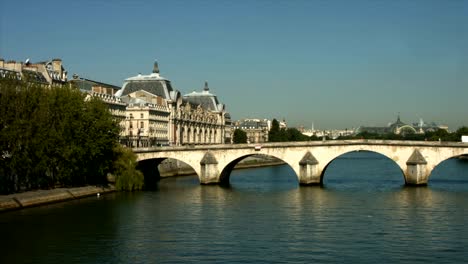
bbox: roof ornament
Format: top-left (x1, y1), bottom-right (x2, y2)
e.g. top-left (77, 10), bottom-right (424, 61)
top-left (153, 60), bottom-right (160, 74)
top-left (204, 80), bottom-right (209, 91)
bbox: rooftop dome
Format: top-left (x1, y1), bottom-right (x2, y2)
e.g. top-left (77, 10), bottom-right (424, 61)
top-left (115, 61), bottom-right (174, 99)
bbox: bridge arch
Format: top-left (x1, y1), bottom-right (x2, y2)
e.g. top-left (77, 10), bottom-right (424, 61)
top-left (219, 154), bottom-right (295, 185)
top-left (319, 145), bottom-right (407, 177)
top-left (320, 150), bottom-right (406, 185)
top-left (428, 152), bottom-right (468, 184)
top-left (136, 155), bottom-right (201, 188)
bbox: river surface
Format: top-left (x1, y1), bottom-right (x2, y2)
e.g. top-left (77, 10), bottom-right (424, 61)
top-left (1, 152), bottom-right (468, 263)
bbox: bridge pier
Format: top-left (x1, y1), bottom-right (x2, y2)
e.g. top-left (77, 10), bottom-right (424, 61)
top-left (405, 149), bottom-right (429, 186)
top-left (199, 152), bottom-right (220, 184)
top-left (299, 152), bottom-right (322, 185)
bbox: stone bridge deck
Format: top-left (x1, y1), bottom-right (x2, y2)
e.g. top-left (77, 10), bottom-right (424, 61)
top-left (134, 140), bottom-right (468, 186)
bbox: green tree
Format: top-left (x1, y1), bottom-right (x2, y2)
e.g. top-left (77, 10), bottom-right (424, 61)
top-left (112, 145), bottom-right (144, 191)
top-left (233, 128), bottom-right (247, 143)
top-left (455, 127), bottom-right (468, 141)
top-left (0, 78), bottom-right (120, 194)
top-left (268, 119), bottom-right (281, 142)
top-left (286, 128), bottom-right (309, 141)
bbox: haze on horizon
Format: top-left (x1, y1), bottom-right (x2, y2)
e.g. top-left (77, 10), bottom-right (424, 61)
top-left (1, 0), bottom-right (467, 130)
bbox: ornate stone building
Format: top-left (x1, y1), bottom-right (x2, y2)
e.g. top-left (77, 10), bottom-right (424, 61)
top-left (120, 90), bottom-right (171, 147)
top-left (115, 61), bottom-right (229, 146)
top-left (178, 81), bottom-right (228, 145)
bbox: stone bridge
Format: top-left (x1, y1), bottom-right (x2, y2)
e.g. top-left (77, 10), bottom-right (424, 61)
top-left (134, 140), bottom-right (468, 186)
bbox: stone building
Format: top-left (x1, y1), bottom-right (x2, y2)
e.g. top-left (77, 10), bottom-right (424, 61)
top-left (179, 81), bottom-right (228, 145)
top-left (120, 90), bottom-right (171, 147)
top-left (0, 58), bottom-right (67, 86)
top-left (115, 61), bottom-right (229, 146)
top-left (233, 118), bottom-right (271, 143)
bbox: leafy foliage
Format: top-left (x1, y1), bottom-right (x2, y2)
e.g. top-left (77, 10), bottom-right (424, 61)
top-left (268, 119), bottom-right (310, 142)
top-left (233, 128), bottom-right (247, 144)
top-left (0, 79), bottom-right (122, 194)
top-left (113, 145), bottom-right (144, 191)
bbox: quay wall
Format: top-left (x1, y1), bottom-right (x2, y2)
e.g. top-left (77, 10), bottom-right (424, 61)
top-left (0, 185), bottom-right (115, 212)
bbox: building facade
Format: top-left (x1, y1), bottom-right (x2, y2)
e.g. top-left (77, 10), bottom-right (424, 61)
top-left (178, 81), bottom-right (227, 145)
top-left (115, 61), bottom-right (229, 146)
top-left (120, 90), bottom-right (171, 147)
top-left (233, 118), bottom-right (271, 143)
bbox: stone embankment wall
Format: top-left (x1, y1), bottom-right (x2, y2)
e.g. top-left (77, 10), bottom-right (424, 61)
top-left (0, 185), bottom-right (115, 212)
top-left (158, 155), bottom-right (285, 177)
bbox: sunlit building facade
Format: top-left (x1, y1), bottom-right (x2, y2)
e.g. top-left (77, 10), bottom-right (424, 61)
top-left (115, 62), bottom-right (229, 146)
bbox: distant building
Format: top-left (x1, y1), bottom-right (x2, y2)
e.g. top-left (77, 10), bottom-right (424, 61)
top-left (357, 115), bottom-right (447, 135)
top-left (0, 58), bottom-right (67, 86)
top-left (233, 118), bottom-right (271, 143)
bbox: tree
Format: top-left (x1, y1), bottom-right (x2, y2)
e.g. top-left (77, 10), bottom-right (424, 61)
top-left (233, 129), bottom-right (247, 144)
top-left (286, 128), bottom-right (309, 141)
top-left (268, 119), bottom-right (281, 142)
top-left (112, 145), bottom-right (144, 191)
top-left (455, 127), bottom-right (468, 141)
top-left (0, 78), bottom-right (121, 194)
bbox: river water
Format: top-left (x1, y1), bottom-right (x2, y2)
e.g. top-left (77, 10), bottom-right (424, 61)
top-left (1, 152), bottom-right (467, 263)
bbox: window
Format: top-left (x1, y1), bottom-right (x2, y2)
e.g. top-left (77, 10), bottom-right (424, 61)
top-left (141, 113), bottom-right (144, 118)
top-left (141, 122), bottom-right (144, 128)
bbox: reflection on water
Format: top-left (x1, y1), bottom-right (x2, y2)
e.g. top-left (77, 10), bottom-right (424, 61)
top-left (0, 152), bottom-right (467, 263)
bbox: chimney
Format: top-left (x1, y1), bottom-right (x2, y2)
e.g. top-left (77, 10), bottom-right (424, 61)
top-left (204, 81), bottom-right (209, 91)
top-left (52, 58), bottom-right (62, 73)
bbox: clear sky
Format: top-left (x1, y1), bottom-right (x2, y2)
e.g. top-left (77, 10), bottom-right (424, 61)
top-left (1, 0), bottom-right (467, 130)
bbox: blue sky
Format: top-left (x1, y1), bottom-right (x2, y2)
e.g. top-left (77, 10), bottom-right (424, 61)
top-left (1, 0), bottom-right (467, 129)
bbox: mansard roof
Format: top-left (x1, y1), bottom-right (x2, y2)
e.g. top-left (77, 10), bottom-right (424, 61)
top-left (22, 70), bottom-right (48, 84)
top-left (182, 81), bottom-right (224, 112)
top-left (115, 61), bottom-right (174, 100)
top-left (70, 76), bottom-right (120, 92)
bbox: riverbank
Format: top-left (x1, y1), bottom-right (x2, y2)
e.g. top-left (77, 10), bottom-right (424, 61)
top-left (0, 156), bottom-right (284, 212)
top-left (0, 185), bottom-right (115, 212)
